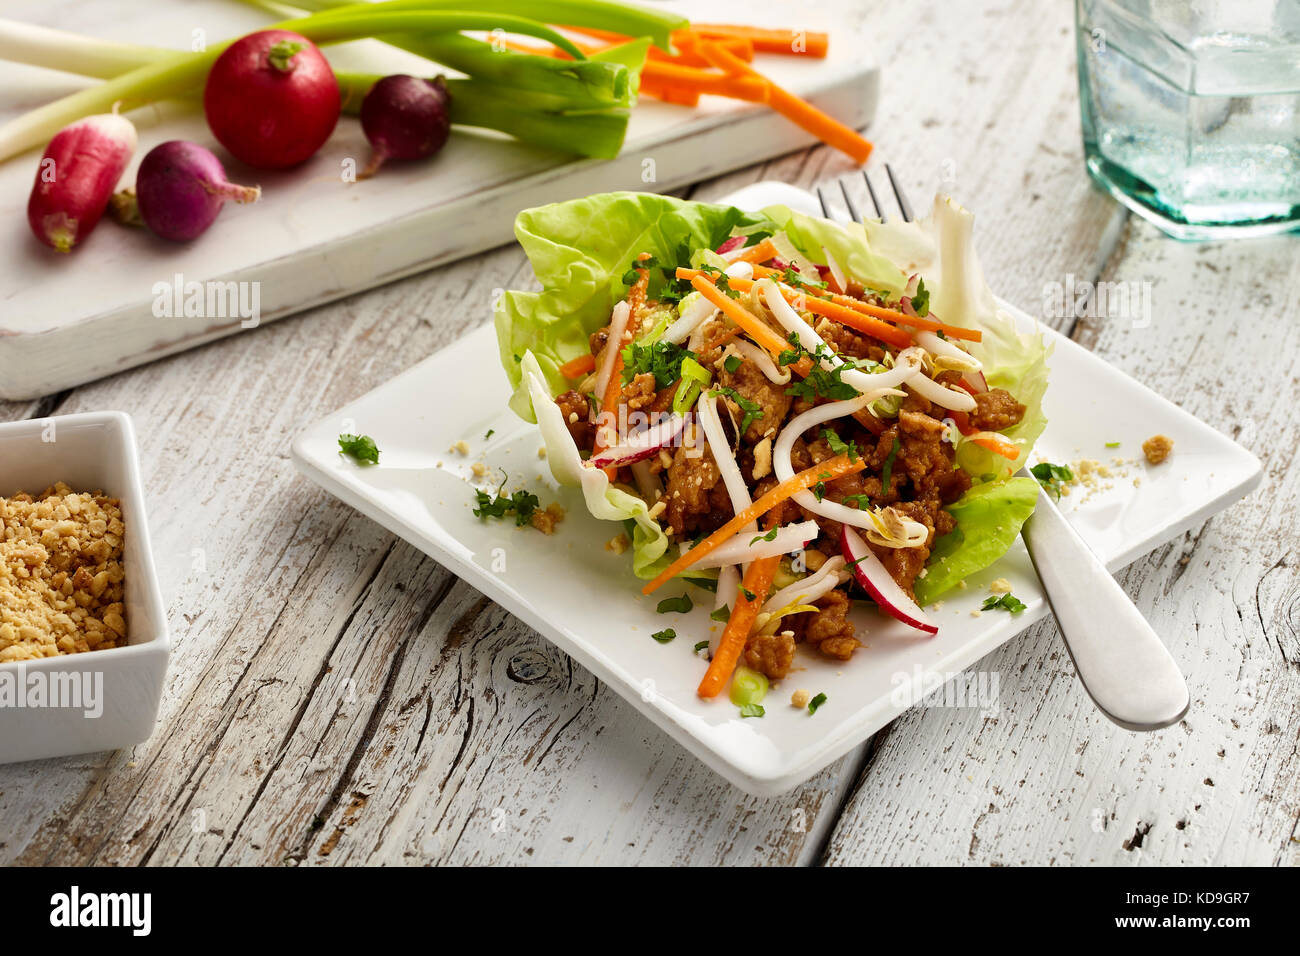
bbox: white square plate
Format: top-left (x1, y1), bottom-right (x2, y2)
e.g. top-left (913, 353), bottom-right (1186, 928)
top-left (292, 183), bottom-right (1261, 795)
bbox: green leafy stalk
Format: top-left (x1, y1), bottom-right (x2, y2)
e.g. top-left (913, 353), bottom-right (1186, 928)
top-left (0, 10), bottom-right (589, 160)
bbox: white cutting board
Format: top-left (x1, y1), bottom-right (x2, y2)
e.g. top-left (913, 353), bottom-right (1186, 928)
top-left (0, 0), bottom-right (879, 399)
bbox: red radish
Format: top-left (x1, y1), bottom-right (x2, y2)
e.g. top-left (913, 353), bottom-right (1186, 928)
top-left (715, 235), bottom-right (745, 256)
top-left (840, 525), bottom-right (938, 635)
top-left (203, 30), bottom-right (339, 169)
top-left (27, 113), bottom-right (136, 253)
top-left (359, 75), bottom-right (451, 179)
top-left (132, 141), bottom-right (260, 242)
top-left (587, 414), bottom-right (687, 469)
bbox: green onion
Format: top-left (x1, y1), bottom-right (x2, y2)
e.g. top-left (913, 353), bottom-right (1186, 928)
top-left (673, 356), bottom-right (713, 415)
top-left (729, 665), bottom-right (769, 708)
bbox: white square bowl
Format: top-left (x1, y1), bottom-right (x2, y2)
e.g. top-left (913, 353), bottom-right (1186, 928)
top-left (0, 411), bottom-right (169, 764)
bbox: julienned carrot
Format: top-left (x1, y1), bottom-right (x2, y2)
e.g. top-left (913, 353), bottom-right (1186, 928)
top-left (698, 551), bottom-right (780, 698)
top-left (749, 264), bottom-right (983, 343)
top-left (642, 453), bottom-right (866, 595)
top-left (592, 256), bottom-right (650, 474)
top-left (640, 79), bottom-right (700, 106)
top-left (560, 24), bottom-right (753, 63)
top-left (641, 62), bottom-right (769, 102)
top-left (969, 434), bottom-right (1021, 460)
top-left (557, 353), bottom-right (596, 378)
top-left (692, 24), bottom-right (829, 58)
top-left (733, 236), bottom-right (778, 264)
top-left (688, 275), bottom-right (813, 376)
top-left (680, 268), bottom-right (913, 349)
top-left (697, 40), bottom-right (872, 164)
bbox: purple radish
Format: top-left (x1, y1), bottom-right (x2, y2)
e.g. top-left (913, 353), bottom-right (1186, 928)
top-left (134, 141), bottom-right (260, 242)
top-left (359, 75), bottom-right (451, 179)
top-left (28, 113), bottom-right (137, 253)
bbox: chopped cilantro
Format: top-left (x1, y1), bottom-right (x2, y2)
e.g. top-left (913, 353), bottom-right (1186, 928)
top-left (739, 703), bottom-right (765, 718)
top-left (740, 586), bottom-right (757, 601)
top-left (694, 639), bottom-right (711, 653)
top-left (821, 427), bottom-right (860, 462)
top-left (710, 386), bottom-right (763, 435)
top-left (750, 528), bottom-right (779, 546)
top-left (785, 344), bottom-right (862, 402)
top-left (622, 339), bottom-right (696, 390)
top-left (338, 433), bottom-right (379, 465)
top-left (840, 493), bottom-right (872, 510)
top-left (651, 628), bottom-right (676, 644)
top-left (484, 429), bottom-right (494, 440)
top-left (813, 481), bottom-right (826, 502)
top-left (656, 594), bottom-right (693, 614)
top-left (808, 692), bottom-right (828, 715)
top-left (1030, 462), bottom-right (1074, 499)
top-left (911, 279), bottom-right (931, 317)
top-left (472, 473), bottom-right (540, 526)
top-left (723, 354), bottom-right (743, 374)
top-left (981, 593), bottom-right (1028, 613)
top-left (709, 606), bottom-right (730, 622)
top-left (881, 436), bottom-right (902, 489)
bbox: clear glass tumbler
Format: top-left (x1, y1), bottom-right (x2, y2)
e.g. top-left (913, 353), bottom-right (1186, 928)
top-left (1076, 0), bottom-right (1300, 239)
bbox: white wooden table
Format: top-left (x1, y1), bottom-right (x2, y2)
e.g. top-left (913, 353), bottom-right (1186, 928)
top-left (2, 0), bottom-right (1296, 866)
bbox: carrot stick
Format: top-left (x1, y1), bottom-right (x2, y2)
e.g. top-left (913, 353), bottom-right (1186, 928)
top-left (748, 264), bottom-right (983, 343)
top-left (693, 24), bottom-right (830, 58)
top-left (557, 353), bottom-right (596, 378)
top-left (642, 453), bottom-right (867, 595)
top-left (688, 275), bottom-right (812, 375)
top-left (641, 62), bottom-right (769, 101)
top-left (640, 79), bottom-right (701, 106)
top-left (591, 257), bottom-right (650, 473)
top-left (697, 40), bottom-right (872, 164)
top-left (969, 434), bottom-right (1021, 460)
top-left (698, 552), bottom-right (781, 698)
top-left (680, 268), bottom-right (913, 349)
top-left (651, 34), bottom-right (753, 66)
top-left (733, 237), bottom-right (779, 264)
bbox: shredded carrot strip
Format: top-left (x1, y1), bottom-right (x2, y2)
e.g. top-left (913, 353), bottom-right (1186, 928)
top-left (640, 79), bottom-right (701, 106)
top-left (732, 237), bottom-right (779, 264)
top-left (688, 275), bottom-right (812, 375)
top-left (591, 256), bottom-right (650, 474)
top-left (748, 264), bottom-right (983, 343)
top-left (679, 268), bottom-right (912, 349)
top-left (697, 40), bottom-right (872, 164)
top-left (692, 24), bottom-right (829, 58)
top-left (641, 62), bottom-right (769, 101)
top-left (652, 33), bottom-right (753, 66)
top-left (557, 353), bottom-right (596, 378)
top-left (698, 552), bottom-right (781, 698)
top-left (969, 434), bottom-right (1021, 460)
top-left (643, 453), bottom-right (866, 595)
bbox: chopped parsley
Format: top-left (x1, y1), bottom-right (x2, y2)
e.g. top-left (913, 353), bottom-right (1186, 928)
top-left (622, 339), bottom-right (696, 389)
top-left (656, 594), bottom-right (693, 614)
top-left (710, 386), bottom-right (764, 435)
top-left (739, 703), bottom-right (765, 718)
top-left (881, 436), bottom-right (902, 489)
top-left (750, 528), bottom-right (779, 546)
top-left (910, 278), bottom-right (931, 317)
top-left (821, 427), bottom-right (860, 462)
top-left (1030, 461), bottom-right (1074, 499)
top-left (807, 692), bottom-right (828, 715)
top-left (709, 606), bottom-right (731, 622)
top-left (472, 473), bottom-right (540, 526)
top-left (723, 354), bottom-right (743, 374)
top-left (651, 628), bottom-right (676, 643)
top-left (981, 593), bottom-right (1028, 614)
top-left (338, 433), bottom-right (379, 465)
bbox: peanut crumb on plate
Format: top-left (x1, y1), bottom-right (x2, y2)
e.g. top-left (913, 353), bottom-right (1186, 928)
top-left (605, 533), bottom-right (629, 555)
top-left (529, 503), bottom-right (565, 535)
top-left (1142, 434), bottom-right (1174, 465)
top-left (989, 578), bottom-right (1012, 594)
top-left (790, 689), bottom-right (811, 708)
top-left (0, 483), bottom-right (127, 663)
top-left (449, 440), bottom-right (470, 455)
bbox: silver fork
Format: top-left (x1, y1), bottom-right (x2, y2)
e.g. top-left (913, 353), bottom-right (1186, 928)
top-left (816, 168), bottom-right (1190, 732)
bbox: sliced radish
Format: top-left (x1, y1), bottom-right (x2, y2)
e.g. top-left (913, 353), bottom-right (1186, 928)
top-left (587, 413), bottom-right (686, 469)
top-left (840, 525), bottom-right (938, 635)
top-left (963, 369), bottom-right (989, 393)
top-left (716, 235), bottom-right (745, 256)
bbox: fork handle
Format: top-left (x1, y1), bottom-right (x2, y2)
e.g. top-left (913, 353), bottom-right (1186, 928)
top-left (1018, 475), bottom-right (1189, 730)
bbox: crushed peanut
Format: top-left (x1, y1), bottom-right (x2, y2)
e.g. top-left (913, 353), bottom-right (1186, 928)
top-left (528, 503), bottom-right (566, 535)
top-left (989, 578), bottom-right (1012, 594)
top-left (0, 483), bottom-right (126, 662)
top-left (449, 440), bottom-right (470, 455)
top-left (790, 689), bottom-right (811, 708)
top-left (605, 533), bottom-right (630, 555)
top-left (1142, 434), bottom-right (1173, 465)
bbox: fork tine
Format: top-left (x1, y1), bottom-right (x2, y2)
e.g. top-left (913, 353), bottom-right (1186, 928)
top-left (884, 163), bottom-right (914, 223)
top-left (837, 179), bottom-right (861, 223)
top-left (815, 186), bottom-right (832, 219)
top-left (862, 170), bottom-right (886, 223)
